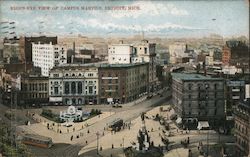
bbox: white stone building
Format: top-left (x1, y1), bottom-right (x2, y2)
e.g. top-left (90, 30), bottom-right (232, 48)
top-left (32, 42), bottom-right (67, 76)
top-left (108, 41), bottom-right (134, 64)
top-left (169, 43), bottom-right (188, 64)
top-left (49, 64), bottom-right (98, 105)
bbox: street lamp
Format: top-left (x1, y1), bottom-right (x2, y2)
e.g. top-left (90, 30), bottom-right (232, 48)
top-left (122, 137), bottom-right (124, 150)
top-left (96, 131), bottom-right (100, 155)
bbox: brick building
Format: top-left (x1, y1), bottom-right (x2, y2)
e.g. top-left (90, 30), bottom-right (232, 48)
top-left (19, 75), bottom-right (49, 105)
top-left (234, 99), bottom-right (250, 157)
top-left (19, 36), bottom-right (57, 63)
top-left (171, 73), bottom-right (225, 127)
top-left (222, 40), bottom-right (249, 71)
top-left (99, 63), bottom-right (148, 104)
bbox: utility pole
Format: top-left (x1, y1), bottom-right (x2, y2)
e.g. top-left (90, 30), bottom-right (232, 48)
top-left (207, 129), bottom-right (209, 157)
top-left (96, 131), bottom-right (100, 155)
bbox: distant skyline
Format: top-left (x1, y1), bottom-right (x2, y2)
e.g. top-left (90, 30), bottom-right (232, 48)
top-left (0, 0), bottom-right (249, 38)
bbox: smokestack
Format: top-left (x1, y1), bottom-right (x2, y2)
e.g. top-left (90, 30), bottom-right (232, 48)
top-left (71, 55), bottom-right (74, 64)
top-left (73, 42), bottom-right (75, 53)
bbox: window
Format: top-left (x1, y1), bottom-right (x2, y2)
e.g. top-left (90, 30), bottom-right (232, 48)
top-left (53, 74), bottom-right (59, 77)
top-left (65, 82), bottom-right (69, 94)
top-left (78, 82), bottom-right (82, 94)
top-left (144, 47), bottom-right (147, 54)
top-left (54, 87), bottom-right (59, 95)
top-left (89, 86), bottom-right (93, 94)
top-left (188, 84), bottom-right (192, 90)
top-left (71, 82), bottom-right (76, 94)
top-left (205, 84), bottom-right (209, 89)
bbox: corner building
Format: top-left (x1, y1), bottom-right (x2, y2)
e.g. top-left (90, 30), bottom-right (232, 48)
top-left (171, 73), bottom-right (225, 126)
top-left (98, 63), bottom-right (148, 104)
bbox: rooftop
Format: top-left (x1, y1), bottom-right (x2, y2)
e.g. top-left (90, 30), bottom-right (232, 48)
top-left (23, 134), bottom-right (52, 141)
top-left (171, 73), bottom-right (223, 81)
top-left (51, 62), bottom-right (148, 70)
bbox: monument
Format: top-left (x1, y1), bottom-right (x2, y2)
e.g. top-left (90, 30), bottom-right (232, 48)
top-left (59, 106), bottom-right (88, 123)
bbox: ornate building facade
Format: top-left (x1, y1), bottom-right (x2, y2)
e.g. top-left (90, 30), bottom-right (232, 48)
top-left (49, 64), bottom-right (98, 105)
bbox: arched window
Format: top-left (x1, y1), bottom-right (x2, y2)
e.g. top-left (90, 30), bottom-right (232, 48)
top-left (78, 82), bottom-right (82, 94)
top-left (71, 82), bottom-right (76, 94)
top-left (65, 82), bottom-right (69, 94)
top-left (78, 98), bottom-right (82, 105)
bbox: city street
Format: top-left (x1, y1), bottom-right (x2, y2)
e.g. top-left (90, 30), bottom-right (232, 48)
top-left (19, 90), bottom-right (170, 157)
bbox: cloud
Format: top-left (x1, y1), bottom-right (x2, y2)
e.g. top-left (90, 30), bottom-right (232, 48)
top-left (73, 18), bottom-right (202, 33)
top-left (107, 1), bottom-right (189, 19)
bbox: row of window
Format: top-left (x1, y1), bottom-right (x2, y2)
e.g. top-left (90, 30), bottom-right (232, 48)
top-left (235, 123), bottom-right (248, 135)
top-left (22, 83), bottom-right (48, 91)
top-left (187, 83), bottom-right (219, 90)
top-left (185, 110), bottom-right (217, 116)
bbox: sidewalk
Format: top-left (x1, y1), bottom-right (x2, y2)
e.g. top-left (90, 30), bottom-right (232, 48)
top-left (18, 111), bottom-right (115, 144)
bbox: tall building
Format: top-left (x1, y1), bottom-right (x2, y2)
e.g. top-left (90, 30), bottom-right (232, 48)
top-left (169, 43), bottom-right (188, 64)
top-left (108, 40), bottom-right (157, 92)
top-left (171, 73), bottom-right (225, 127)
top-left (98, 63), bottom-right (148, 104)
top-left (19, 36), bottom-right (58, 63)
top-left (108, 41), bottom-right (134, 64)
top-left (234, 99), bottom-right (250, 157)
top-left (225, 80), bottom-right (246, 114)
top-left (222, 40), bottom-right (249, 71)
top-left (133, 40), bottom-right (157, 92)
top-left (49, 64), bottom-right (99, 105)
top-left (32, 42), bottom-right (67, 76)
top-left (3, 37), bottom-right (21, 63)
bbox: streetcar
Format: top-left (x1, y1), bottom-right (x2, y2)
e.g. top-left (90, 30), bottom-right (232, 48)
top-left (22, 134), bottom-right (53, 148)
top-left (108, 118), bottom-right (123, 131)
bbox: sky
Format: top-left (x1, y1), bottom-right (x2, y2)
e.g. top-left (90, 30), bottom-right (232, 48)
top-left (0, 0), bottom-right (249, 38)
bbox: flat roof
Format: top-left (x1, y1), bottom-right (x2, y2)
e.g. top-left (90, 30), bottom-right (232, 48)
top-left (171, 73), bottom-right (223, 81)
top-left (52, 62), bottom-right (148, 70)
top-left (99, 62), bottom-right (148, 68)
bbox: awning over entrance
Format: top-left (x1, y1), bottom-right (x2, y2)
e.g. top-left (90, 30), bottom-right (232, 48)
top-left (176, 117), bottom-right (182, 124)
top-left (197, 121), bottom-right (209, 130)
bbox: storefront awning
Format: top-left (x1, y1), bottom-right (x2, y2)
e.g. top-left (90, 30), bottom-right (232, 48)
top-left (197, 121), bottom-right (209, 130)
top-left (176, 117), bottom-right (182, 124)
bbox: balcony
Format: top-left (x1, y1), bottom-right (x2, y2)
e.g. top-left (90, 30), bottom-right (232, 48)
top-left (232, 89), bottom-right (240, 92)
top-left (232, 96), bottom-right (240, 100)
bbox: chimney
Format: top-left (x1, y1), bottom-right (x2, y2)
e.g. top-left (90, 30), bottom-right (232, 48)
top-left (119, 40), bottom-right (123, 44)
